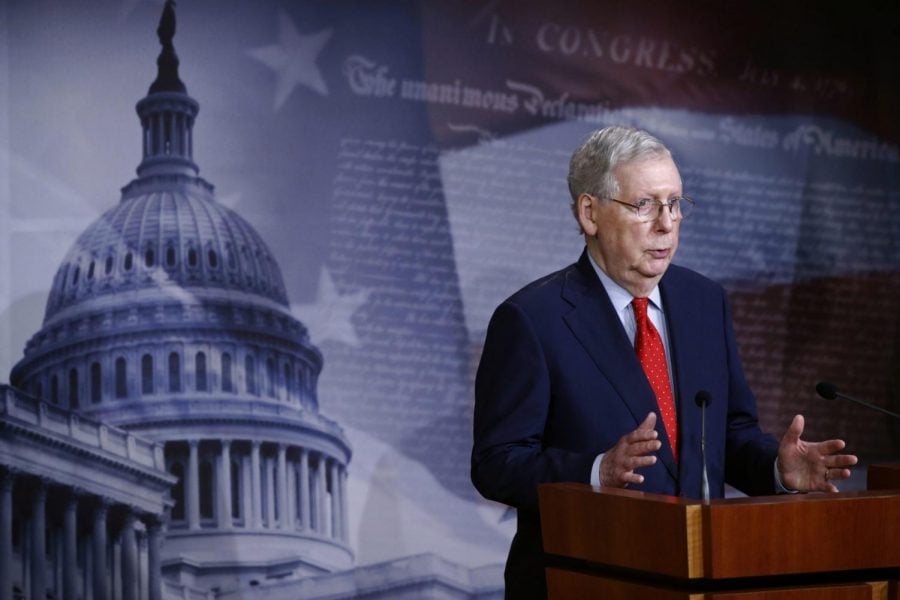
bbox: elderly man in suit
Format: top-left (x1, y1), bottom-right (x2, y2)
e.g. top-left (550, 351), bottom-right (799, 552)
top-left (471, 125), bottom-right (858, 599)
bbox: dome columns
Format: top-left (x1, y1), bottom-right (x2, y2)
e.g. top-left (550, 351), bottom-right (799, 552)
top-left (136, 93), bottom-right (200, 178)
top-left (277, 444), bottom-right (289, 529)
top-left (218, 439), bottom-right (233, 530)
top-left (250, 441), bottom-right (263, 529)
top-left (187, 439), bottom-right (201, 530)
top-left (166, 439), bottom-right (349, 543)
top-left (297, 448), bottom-right (311, 531)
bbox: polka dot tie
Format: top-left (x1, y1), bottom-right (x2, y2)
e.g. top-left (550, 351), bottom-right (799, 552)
top-left (632, 297), bottom-right (678, 460)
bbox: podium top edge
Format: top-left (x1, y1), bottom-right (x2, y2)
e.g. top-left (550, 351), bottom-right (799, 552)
top-left (539, 482), bottom-right (900, 507)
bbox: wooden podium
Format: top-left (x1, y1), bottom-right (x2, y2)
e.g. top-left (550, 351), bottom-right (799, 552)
top-left (868, 463), bottom-right (900, 491)
top-left (539, 468), bottom-right (900, 599)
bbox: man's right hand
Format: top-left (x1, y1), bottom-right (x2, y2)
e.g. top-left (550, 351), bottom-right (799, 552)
top-left (599, 412), bottom-right (661, 488)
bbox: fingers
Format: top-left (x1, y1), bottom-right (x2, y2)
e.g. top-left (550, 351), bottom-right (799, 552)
top-left (779, 437), bottom-right (858, 493)
top-left (821, 466), bottom-right (851, 493)
top-left (600, 414), bottom-right (662, 488)
top-left (823, 453), bottom-right (858, 468)
top-left (813, 440), bottom-right (859, 465)
top-left (620, 468), bottom-right (647, 486)
top-left (823, 482), bottom-right (840, 493)
top-left (624, 454), bottom-right (658, 471)
top-left (823, 467), bottom-right (852, 481)
top-left (629, 438), bottom-right (662, 456)
top-left (814, 439), bottom-right (846, 454)
top-left (786, 414), bottom-right (804, 441)
top-left (625, 428), bottom-right (659, 447)
top-left (811, 439), bottom-right (858, 472)
top-left (626, 413), bottom-right (659, 442)
top-left (600, 451), bottom-right (655, 487)
top-left (775, 416), bottom-right (858, 494)
top-left (617, 443), bottom-right (660, 470)
top-left (635, 412), bottom-right (658, 433)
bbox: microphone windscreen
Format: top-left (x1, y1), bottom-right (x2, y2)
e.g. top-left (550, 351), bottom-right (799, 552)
top-left (694, 390), bottom-right (711, 407)
top-left (816, 381), bottom-right (838, 400)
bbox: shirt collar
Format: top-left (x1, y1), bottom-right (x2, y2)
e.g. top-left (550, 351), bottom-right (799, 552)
top-left (586, 250), bottom-right (662, 312)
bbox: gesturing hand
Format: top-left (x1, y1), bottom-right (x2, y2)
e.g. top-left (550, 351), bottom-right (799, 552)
top-left (599, 412), bottom-right (662, 488)
top-left (777, 414), bottom-right (858, 493)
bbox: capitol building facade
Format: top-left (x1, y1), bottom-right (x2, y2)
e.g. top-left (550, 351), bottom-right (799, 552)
top-left (1, 2), bottom-right (352, 598)
top-left (0, 3), bottom-right (501, 599)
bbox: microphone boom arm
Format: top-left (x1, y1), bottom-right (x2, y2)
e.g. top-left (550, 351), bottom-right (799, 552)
top-left (816, 381), bottom-right (900, 420)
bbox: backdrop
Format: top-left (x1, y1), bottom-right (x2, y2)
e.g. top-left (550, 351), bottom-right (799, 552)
top-left (1, 0), bottom-right (898, 588)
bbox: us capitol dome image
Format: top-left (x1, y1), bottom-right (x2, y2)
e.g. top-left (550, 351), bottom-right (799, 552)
top-left (2, 2), bottom-right (352, 598)
top-left (0, 2), bottom-right (504, 598)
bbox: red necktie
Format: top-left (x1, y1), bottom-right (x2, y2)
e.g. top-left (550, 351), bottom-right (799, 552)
top-left (632, 297), bottom-right (678, 459)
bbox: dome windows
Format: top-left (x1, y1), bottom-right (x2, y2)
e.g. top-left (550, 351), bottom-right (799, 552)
top-left (205, 243), bottom-right (223, 283)
top-left (283, 364), bottom-right (293, 401)
top-left (245, 355), bottom-right (257, 396)
top-left (56, 265), bottom-right (70, 300)
top-left (165, 243), bottom-right (177, 269)
top-left (142, 354), bottom-right (154, 394)
top-left (187, 245), bottom-right (199, 269)
top-left (27, 347), bottom-right (313, 405)
top-left (91, 362), bottom-right (102, 404)
top-left (241, 246), bottom-right (254, 286)
top-left (266, 358), bottom-right (276, 398)
top-left (169, 352), bottom-right (182, 393)
top-left (195, 352), bottom-right (208, 391)
top-left (225, 243), bottom-right (237, 270)
top-left (68, 368), bottom-right (78, 407)
top-left (115, 357), bottom-right (128, 399)
top-left (163, 111), bottom-right (173, 156)
top-left (43, 195), bottom-right (294, 321)
top-left (221, 352), bottom-right (234, 392)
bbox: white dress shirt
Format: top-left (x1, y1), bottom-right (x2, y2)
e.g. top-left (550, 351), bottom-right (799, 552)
top-left (586, 253), bottom-right (673, 486)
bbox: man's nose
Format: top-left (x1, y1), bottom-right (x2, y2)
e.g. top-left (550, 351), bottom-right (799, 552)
top-left (654, 205), bottom-right (675, 231)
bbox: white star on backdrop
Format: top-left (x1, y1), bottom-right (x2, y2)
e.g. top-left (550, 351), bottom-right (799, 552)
top-left (247, 10), bottom-right (333, 110)
top-left (293, 268), bottom-right (369, 347)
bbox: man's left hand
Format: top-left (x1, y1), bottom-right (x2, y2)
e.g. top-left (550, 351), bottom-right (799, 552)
top-left (777, 414), bottom-right (858, 493)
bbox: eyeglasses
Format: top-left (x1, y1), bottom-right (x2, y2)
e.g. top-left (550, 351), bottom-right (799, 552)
top-left (608, 196), bottom-right (694, 222)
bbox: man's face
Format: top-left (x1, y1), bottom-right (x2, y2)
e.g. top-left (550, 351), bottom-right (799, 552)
top-left (584, 155), bottom-right (683, 297)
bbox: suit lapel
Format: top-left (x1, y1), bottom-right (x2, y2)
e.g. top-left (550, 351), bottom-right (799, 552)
top-left (660, 270), bottom-right (703, 493)
top-left (561, 251), bottom-right (678, 481)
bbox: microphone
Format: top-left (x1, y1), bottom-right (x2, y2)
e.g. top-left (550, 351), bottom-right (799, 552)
top-left (815, 382), bottom-right (900, 420)
top-left (695, 390), bottom-right (711, 502)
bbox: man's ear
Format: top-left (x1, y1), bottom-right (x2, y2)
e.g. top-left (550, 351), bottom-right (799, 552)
top-left (576, 193), bottom-right (599, 236)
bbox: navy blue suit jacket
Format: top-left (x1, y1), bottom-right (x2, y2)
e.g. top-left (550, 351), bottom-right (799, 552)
top-left (471, 250), bottom-right (778, 598)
